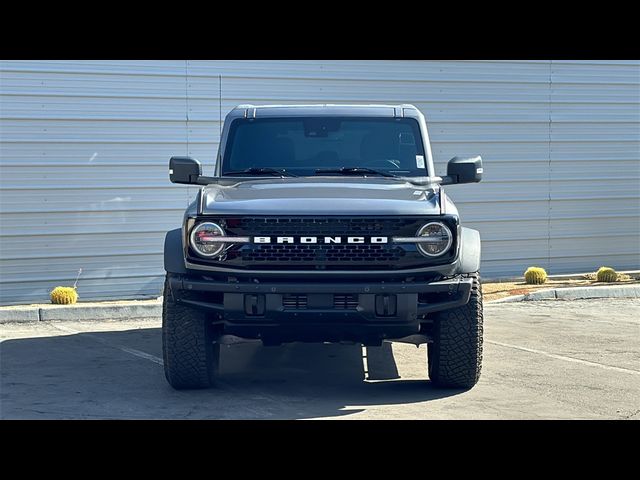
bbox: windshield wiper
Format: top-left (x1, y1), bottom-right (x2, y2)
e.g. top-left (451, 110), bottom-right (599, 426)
top-left (314, 167), bottom-right (397, 178)
top-left (223, 167), bottom-right (298, 177)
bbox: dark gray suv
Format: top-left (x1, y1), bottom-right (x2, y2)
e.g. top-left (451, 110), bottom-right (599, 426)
top-left (163, 104), bottom-right (483, 390)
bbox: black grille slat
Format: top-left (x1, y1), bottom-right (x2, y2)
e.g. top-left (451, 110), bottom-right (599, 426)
top-left (282, 294), bottom-right (358, 310)
top-left (282, 294), bottom-right (307, 309)
top-left (241, 244), bottom-right (404, 263)
top-left (334, 294), bottom-right (359, 310)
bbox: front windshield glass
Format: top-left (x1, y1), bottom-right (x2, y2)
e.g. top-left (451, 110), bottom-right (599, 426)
top-left (221, 117), bottom-right (428, 177)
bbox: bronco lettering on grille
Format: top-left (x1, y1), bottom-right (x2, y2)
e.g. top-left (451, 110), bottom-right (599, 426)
top-left (253, 236), bottom-right (388, 244)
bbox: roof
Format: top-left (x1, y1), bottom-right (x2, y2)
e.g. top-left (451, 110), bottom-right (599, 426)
top-left (227, 103), bottom-right (421, 119)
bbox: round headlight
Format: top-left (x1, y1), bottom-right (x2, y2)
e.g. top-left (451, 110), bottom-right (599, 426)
top-left (189, 222), bottom-right (226, 257)
top-left (416, 222), bottom-right (453, 257)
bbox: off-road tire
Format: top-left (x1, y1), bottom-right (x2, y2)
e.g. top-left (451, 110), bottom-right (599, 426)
top-left (428, 272), bottom-right (483, 389)
top-left (162, 274), bottom-right (219, 389)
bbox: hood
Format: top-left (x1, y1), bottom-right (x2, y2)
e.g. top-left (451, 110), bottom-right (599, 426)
top-left (200, 177), bottom-right (445, 216)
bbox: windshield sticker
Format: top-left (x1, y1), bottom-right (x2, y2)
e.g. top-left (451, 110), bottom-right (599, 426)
top-left (416, 155), bottom-right (425, 169)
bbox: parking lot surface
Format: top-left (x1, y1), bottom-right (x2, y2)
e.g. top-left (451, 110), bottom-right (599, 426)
top-left (1, 298), bottom-right (639, 419)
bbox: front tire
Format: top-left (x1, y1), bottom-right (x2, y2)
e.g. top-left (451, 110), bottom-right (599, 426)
top-left (162, 274), bottom-right (220, 389)
top-left (428, 272), bottom-right (483, 389)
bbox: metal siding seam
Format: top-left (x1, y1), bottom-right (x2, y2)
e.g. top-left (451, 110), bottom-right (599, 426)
top-left (548, 60), bottom-right (552, 272)
top-left (185, 60), bottom-right (191, 207)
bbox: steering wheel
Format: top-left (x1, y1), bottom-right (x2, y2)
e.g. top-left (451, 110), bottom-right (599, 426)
top-left (363, 159), bottom-right (402, 169)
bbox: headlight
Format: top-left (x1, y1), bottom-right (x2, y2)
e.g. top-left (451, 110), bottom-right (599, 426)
top-left (416, 222), bottom-right (453, 257)
top-left (189, 222), bottom-right (226, 257)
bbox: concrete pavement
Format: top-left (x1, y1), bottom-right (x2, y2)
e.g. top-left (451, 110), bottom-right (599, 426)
top-left (1, 298), bottom-right (639, 419)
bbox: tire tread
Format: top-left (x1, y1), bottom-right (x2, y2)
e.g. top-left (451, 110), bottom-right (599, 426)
top-left (428, 272), bottom-right (483, 389)
top-left (162, 275), bottom-right (219, 389)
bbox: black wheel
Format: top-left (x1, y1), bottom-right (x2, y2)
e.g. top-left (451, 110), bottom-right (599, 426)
top-left (428, 272), bottom-right (483, 389)
top-left (162, 274), bottom-right (220, 389)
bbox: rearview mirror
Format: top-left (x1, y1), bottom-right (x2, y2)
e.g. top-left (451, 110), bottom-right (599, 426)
top-left (442, 156), bottom-right (483, 185)
top-left (169, 156), bottom-right (202, 184)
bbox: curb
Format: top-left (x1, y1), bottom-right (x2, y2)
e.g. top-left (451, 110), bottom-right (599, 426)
top-left (39, 303), bottom-right (162, 322)
top-left (487, 284), bottom-right (640, 304)
top-left (0, 300), bottom-right (162, 324)
top-left (0, 307), bottom-right (41, 323)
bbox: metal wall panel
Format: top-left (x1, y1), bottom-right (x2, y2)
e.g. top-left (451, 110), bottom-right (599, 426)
top-left (0, 60), bottom-right (190, 304)
top-left (1, 60), bottom-right (638, 304)
top-left (548, 60), bottom-right (640, 277)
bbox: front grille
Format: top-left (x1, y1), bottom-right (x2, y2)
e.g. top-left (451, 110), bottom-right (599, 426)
top-left (189, 216), bottom-right (458, 271)
top-left (233, 217), bottom-right (414, 236)
top-left (241, 244), bottom-right (404, 263)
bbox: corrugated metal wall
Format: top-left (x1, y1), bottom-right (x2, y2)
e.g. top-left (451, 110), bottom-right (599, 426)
top-left (1, 60), bottom-right (639, 304)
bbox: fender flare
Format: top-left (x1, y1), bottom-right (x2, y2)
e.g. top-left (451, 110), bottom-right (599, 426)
top-left (164, 228), bottom-right (187, 274)
top-left (457, 227), bottom-right (481, 274)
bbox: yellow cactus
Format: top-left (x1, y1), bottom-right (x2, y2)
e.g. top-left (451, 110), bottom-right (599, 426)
top-left (524, 266), bottom-right (548, 285)
top-left (596, 266), bottom-right (617, 283)
top-left (50, 286), bottom-right (78, 304)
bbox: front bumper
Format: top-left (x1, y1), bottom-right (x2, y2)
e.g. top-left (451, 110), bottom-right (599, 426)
top-left (168, 275), bottom-right (472, 343)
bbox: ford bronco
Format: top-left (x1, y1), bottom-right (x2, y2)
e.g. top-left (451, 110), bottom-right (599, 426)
top-left (163, 104), bottom-right (483, 389)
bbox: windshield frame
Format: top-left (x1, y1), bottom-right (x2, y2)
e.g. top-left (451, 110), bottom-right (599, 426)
top-left (218, 116), bottom-right (429, 178)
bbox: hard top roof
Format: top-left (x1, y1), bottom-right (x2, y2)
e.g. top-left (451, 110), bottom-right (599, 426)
top-left (227, 104), bottom-right (421, 118)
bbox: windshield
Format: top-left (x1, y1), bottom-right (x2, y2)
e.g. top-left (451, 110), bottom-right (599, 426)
top-left (221, 117), bottom-right (428, 177)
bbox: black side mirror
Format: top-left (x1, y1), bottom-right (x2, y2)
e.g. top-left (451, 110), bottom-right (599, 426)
top-left (442, 156), bottom-right (483, 185)
top-left (169, 156), bottom-right (202, 184)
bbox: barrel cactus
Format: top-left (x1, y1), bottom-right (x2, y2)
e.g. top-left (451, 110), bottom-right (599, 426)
top-left (50, 286), bottom-right (78, 304)
top-left (524, 266), bottom-right (548, 284)
top-left (596, 266), bottom-right (617, 283)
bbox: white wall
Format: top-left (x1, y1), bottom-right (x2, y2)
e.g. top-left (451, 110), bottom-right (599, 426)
top-left (1, 60), bottom-right (639, 304)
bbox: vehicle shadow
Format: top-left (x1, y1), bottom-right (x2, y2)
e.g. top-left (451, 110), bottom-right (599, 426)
top-left (0, 327), bottom-right (467, 419)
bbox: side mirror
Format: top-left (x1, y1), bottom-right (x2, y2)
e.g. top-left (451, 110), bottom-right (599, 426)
top-left (442, 156), bottom-right (483, 185)
top-left (169, 156), bottom-right (202, 184)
